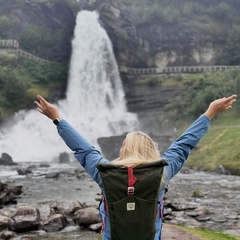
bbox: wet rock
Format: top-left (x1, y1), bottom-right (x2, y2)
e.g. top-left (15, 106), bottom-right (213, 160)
top-left (17, 167), bottom-right (33, 175)
top-left (38, 205), bottom-right (51, 222)
top-left (0, 182), bottom-right (22, 207)
top-left (45, 172), bottom-right (60, 179)
top-left (0, 207), bottom-right (18, 218)
top-left (88, 222), bottom-right (102, 232)
top-left (75, 168), bottom-right (87, 179)
top-left (39, 163), bottom-right (50, 168)
top-left (59, 152), bottom-right (70, 163)
top-left (74, 207), bottom-right (101, 227)
top-left (211, 215), bottom-right (228, 223)
top-left (0, 214), bottom-right (10, 231)
top-left (42, 213), bottom-right (69, 232)
top-left (215, 164), bottom-right (231, 175)
top-left (194, 205), bottom-right (212, 216)
top-left (50, 200), bottom-right (83, 215)
top-left (0, 230), bottom-right (17, 240)
top-left (0, 153), bottom-right (17, 166)
top-left (8, 207), bottom-right (41, 232)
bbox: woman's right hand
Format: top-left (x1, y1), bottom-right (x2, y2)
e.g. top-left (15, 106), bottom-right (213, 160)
top-left (34, 95), bottom-right (61, 120)
top-left (204, 94), bottom-right (237, 120)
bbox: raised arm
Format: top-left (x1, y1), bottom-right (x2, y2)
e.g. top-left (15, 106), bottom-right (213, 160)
top-left (163, 94), bottom-right (237, 182)
top-left (34, 95), bottom-right (109, 184)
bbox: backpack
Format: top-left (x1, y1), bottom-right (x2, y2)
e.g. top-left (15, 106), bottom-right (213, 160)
top-left (96, 159), bottom-right (168, 240)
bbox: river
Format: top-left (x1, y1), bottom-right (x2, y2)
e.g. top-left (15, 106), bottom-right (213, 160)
top-left (0, 162), bottom-right (239, 239)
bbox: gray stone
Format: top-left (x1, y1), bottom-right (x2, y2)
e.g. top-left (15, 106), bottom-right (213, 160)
top-left (0, 153), bottom-right (17, 166)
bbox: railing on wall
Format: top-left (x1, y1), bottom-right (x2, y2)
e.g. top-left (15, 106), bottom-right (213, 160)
top-left (1, 39), bottom-right (240, 72)
top-left (0, 39), bottom-right (58, 64)
top-left (119, 65), bottom-right (240, 75)
top-left (0, 39), bottom-right (19, 49)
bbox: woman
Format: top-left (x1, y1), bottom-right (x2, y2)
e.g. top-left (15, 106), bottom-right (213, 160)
top-left (35, 94), bottom-right (237, 240)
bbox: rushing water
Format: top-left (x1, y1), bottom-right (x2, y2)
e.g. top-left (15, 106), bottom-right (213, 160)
top-left (0, 11), bottom-right (138, 163)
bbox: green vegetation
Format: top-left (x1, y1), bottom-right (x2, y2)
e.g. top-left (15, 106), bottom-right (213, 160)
top-left (178, 70), bottom-right (240, 175)
top-left (116, 0), bottom-right (240, 64)
top-left (141, 69), bottom-right (240, 175)
top-left (186, 117), bottom-right (240, 175)
top-left (0, 0), bottom-right (78, 62)
top-left (141, 69), bottom-right (240, 119)
top-left (192, 188), bottom-right (203, 198)
top-left (222, 25), bottom-right (240, 65)
top-left (174, 70), bottom-right (240, 175)
top-left (182, 70), bottom-right (240, 118)
top-left (179, 226), bottom-right (240, 240)
top-left (0, 52), bottom-right (68, 120)
top-left (126, 0), bottom-right (240, 27)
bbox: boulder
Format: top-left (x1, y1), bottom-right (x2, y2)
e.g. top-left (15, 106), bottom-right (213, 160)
top-left (42, 213), bottom-right (69, 232)
top-left (0, 153), bottom-right (17, 166)
top-left (0, 214), bottom-right (10, 231)
top-left (0, 230), bottom-right (17, 240)
top-left (0, 182), bottom-right (22, 207)
top-left (8, 206), bottom-right (41, 232)
top-left (74, 207), bottom-right (101, 227)
top-left (50, 200), bottom-right (83, 216)
top-left (59, 152), bottom-right (70, 163)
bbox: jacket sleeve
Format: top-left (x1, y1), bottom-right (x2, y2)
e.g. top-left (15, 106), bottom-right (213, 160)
top-left (56, 120), bottom-right (109, 184)
top-left (163, 114), bottom-right (210, 183)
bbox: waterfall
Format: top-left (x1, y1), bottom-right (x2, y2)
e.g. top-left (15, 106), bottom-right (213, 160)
top-left (0, 11), bottom-right (138, 163)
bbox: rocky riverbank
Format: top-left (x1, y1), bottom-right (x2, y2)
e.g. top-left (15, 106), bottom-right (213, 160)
top-left (0, 161), bottom-right (239, 239)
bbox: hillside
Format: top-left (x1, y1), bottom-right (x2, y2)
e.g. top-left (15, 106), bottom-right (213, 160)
top-left (186, 114), bottom-right (240, 175)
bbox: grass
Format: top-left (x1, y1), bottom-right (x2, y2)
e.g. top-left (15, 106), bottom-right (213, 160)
top-left (182, 113), bottom-right (240, 175)
top-left (179, 226), bottom-right (240, 240)
top-left (97, 227), bottom-right (240, 240)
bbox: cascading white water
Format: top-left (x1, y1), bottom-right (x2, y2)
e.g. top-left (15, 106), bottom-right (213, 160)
top-left (0, 11), bottom-right (138, 162)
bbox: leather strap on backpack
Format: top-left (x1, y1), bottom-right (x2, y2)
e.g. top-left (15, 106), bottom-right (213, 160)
top-left (127, 167), bottom-right (138, 196)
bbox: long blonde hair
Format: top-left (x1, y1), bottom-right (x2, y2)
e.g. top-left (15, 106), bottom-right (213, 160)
top-left (112, 131), bottom-right (160, 167)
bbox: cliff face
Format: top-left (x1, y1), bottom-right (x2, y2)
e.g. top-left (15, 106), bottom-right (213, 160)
top-left (97, 1), bottom-right (231, 69)
top-left (0, 0), bottom-right (235, 68)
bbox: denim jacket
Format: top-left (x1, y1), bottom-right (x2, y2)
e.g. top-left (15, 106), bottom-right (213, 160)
top-left (57, 114), bottom-right (210, 240)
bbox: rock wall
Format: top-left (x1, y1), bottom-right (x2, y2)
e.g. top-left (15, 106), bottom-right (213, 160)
top-left (96, 1), bottom-right (227, 68)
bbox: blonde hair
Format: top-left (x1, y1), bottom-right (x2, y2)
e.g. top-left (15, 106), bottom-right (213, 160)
top-left (112, 131), bottom-right (160, 167)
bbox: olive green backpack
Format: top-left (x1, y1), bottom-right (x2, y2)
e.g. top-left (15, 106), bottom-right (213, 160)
top-left (96, 160), bottom-right (168, 240)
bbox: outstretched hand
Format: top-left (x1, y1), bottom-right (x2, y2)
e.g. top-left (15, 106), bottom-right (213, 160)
top-left (34, 95), bottom-right (61, 120)
top-left (204, 94), bottom-right (237, 119)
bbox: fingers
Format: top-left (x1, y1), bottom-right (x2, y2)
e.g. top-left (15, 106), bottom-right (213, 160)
top-left (37, 95), bottom-right (48, 107)
top-left (224, 94), bottom-right (237, 109)
top-left (34, 101), bottom-right (44, 114)
top-left (34, 95), bottom-right (48, 115)
top-left (225, 94), bottom-right (237, 102)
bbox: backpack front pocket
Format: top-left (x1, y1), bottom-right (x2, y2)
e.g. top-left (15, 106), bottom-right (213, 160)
top-left (108, 196), bottom-right (156, 240)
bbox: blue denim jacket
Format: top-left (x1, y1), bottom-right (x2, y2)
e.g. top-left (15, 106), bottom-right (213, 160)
top-left (57, 114), bottom-right (210, 240)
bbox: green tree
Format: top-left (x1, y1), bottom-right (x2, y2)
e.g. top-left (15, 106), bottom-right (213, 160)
top-left (223, 25), bottom-right (240, 65)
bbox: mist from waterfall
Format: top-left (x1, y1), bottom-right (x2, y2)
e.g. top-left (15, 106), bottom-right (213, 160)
top-left (0, 11), bottom-right (138, 162)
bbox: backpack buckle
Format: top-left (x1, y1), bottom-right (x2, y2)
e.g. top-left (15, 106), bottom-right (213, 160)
top-left (128, 187), bottom-right (134, 195)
